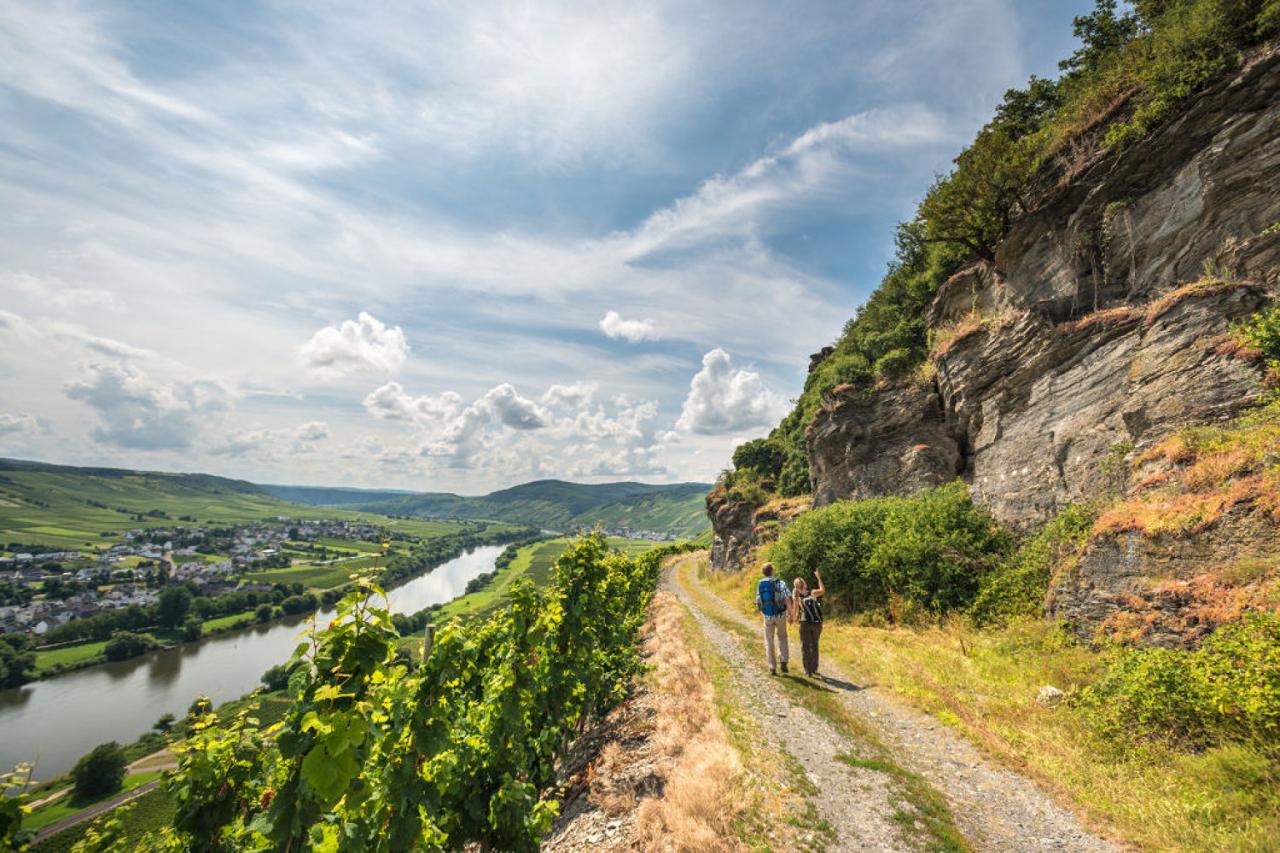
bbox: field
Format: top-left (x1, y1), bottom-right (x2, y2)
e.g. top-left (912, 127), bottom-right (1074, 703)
top-left (0, 460), bottom-right (494, 553)
top-left (248, 555), bottom-right (382, 590)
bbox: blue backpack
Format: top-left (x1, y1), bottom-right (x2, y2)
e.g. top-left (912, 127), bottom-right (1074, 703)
top-left (757, 577), bottom-right (787, 617)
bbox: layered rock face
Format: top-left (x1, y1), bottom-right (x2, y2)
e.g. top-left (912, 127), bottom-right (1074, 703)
top-left (707, 492), bottom-right (811, 572)
top-left (796, 48), bottom-right (1280, 640)
top-left (707, 494), bottom-right (758, 572)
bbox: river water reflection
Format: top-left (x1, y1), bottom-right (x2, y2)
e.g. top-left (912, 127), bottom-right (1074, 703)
top-left (0, 545), bottom-right (505, 782)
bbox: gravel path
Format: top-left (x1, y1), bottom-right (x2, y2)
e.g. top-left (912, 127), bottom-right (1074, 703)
top-left (668, 567), bottom-right (920, 851)
top-left (669, 560), bottom-right (1120, 853)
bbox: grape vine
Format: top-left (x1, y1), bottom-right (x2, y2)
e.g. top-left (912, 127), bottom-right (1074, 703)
top-left (20, 534), bottom-right (692, 852)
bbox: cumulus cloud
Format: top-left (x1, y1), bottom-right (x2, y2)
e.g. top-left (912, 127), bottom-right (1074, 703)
top-left (363, 382), bottom-right (463, 424)
top-left (300, 312), bottom-right (408, 379)
top-left (64, 361), bottom-right (230, 450)
top-left (0, 412), bottom-right (41, 436)
top-left (423, 384), bottom-right (549, 461)
top-left (540, 382), bottom-right (598, 411)
top-left (674, 349), bottom-right (785, 435)
top-left (211, 421), bottom-right (330, 458)
top-left (599, 311), bottom-right (659, 342)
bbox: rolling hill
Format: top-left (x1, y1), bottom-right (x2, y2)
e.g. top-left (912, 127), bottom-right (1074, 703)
top-left (261, 479), bottom-right (713, 537)
top-left (0, 458), bottom-right (480, 551)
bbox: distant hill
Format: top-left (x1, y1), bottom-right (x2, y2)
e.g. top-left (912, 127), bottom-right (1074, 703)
top-left (257, 484), bottom-right (420, 506)
top-left (0, 458), bottom-right (332, 551)
top-left (263, 478), bottom-right (713, 537)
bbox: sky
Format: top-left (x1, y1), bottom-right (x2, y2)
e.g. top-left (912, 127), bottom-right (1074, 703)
top-left (0, 0), bottom-right (1093, 493)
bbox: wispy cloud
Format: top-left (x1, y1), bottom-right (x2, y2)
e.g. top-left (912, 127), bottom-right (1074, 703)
top-left (0, 0), bottom-right (1058, 487)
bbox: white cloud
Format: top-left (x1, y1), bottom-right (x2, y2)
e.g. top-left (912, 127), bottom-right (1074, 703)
top-left (674, 348), bottom-right (785, 435)
top-left (363, 382), bottom-right (463, 424)
top-left (0, 412), bottom-right (41, 436)
top-left (599, 310), bottom-right (659, 342)
top-left (299, 312), bottom-right (408, 379)
top-left (64, 361), bottom-right (230, 450)
top-left (540, 382), bottom-right (598, 411)
top-left (625, 103), bottom-right (951, 262)
top-left (211, 421), bottom-right (330, 458)
top-left (7, 272), bottom-right (116, 310)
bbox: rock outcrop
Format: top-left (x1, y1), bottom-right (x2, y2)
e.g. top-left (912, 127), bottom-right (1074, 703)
top-left (707, 493), bottom-right (812, 572)
top-left (707, 494), bottom-right (759, 572)
top-left (792, 47), bottom-right (1280, 641)
top-left (807, 382), bottom-right (961, 508)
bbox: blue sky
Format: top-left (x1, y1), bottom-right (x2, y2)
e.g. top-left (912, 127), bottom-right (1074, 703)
top-left (0, 0), bottom-right (1092, 492)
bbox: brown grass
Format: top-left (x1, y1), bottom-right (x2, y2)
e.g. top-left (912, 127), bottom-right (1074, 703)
top-left (632, 591), bottom-right (744, 852)
top-left (1096, 399), bottom-right (1280, 538)
top-left (1053, 306), bottom-right (1139, 336)
top-left (930, 309), bottom-right (1023, 359)
top-left (1141, 279), bottom-right (1242, 328)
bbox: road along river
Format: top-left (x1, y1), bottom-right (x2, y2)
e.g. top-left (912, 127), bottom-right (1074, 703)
top-left (0, 545), bottom-right (505, 782)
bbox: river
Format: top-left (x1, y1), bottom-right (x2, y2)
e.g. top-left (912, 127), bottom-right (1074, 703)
top-left (0, 545), bottom-right (506, 782)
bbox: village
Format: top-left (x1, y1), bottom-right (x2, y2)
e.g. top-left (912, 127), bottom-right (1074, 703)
top-left (0, 518), bottom-right (386, 636)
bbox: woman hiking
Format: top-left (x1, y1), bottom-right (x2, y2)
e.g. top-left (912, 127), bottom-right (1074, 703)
top-left (791, 571), bottom-right (825, 677)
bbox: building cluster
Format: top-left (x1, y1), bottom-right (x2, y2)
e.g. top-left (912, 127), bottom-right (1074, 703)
top-left (0, 584), bottom-right (159, 635)
top-left (0, 518), bottom-right (382, 637)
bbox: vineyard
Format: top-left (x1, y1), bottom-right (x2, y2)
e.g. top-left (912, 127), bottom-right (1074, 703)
top-left (3, 535), bottom-right (692, 852)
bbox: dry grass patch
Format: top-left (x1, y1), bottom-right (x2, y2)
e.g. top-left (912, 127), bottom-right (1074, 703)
top-left (631, 590), bottom-right (743, 852)
top-left (1096, 400), bottom-right (1280, 537)
top-left (929, 309), bottom-right (1022, 358)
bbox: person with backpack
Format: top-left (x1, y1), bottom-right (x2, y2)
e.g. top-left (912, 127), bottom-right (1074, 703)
top-left (791, 571), bottom-right (825, 677)
top-left (755, 562), bottom-right (792, 675)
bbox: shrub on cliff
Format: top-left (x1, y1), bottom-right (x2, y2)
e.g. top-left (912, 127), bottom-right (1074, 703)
top-left (770, 482), bottom-right (1012, 616)
top-left (1078, 610), bottom-right (1280, 750)
top-left (969, 504), bottom-right (1096, 626)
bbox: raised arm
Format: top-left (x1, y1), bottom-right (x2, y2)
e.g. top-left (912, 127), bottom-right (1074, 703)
top-left (813, 570), bottom-right (825, 598)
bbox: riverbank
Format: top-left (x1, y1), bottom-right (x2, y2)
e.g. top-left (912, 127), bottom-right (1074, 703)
top-left (0, 544), bottom-right (513, 783)
top-left (23, 525), bottom-right (533, 684)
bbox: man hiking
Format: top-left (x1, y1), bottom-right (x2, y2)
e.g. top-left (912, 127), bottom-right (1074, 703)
top-left (755, 562), bottom-right (791, 675)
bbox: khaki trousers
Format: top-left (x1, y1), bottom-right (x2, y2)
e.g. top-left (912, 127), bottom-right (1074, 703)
top-left (762, 614), bottom-right (789, 669)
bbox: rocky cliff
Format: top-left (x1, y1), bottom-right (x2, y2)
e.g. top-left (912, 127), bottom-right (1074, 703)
top-left (712, 46), bottom-right (1280, 637)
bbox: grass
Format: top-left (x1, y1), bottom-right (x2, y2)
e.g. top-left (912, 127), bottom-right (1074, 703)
top-left (33, 640), bottom-right (109, 674)
top-left (249, 560), bottom-right (373, 590)
top-left (23, 771), bottom-right (161, 832)
top-left (29, 784), bottom-right (175, 852)
top-left (1096, 397), bottom-right (1280, 538)
top-left (699, 556), bottom-right (1280, 851)
top-left (626, 589), bottom-right (745, 850)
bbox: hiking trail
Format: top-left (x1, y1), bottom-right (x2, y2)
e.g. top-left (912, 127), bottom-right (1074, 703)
top-left (667, 554), bottom-right (1119, 852)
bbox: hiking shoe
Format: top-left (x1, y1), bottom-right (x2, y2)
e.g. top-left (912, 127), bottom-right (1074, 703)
top-left (780, 661), bottom-right (789, 674)
top-left (770, 666), bottom-right (777, 676)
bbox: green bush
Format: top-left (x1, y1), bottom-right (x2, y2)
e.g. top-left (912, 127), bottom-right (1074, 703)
top-left (969, 504), bottom-right (1096, 625)
top-left (1235, 302), bottom-right (1280, 368)
top-left (1079, 611), bottom-right (1280, 749)
top-left (731, 437), bottom-right (784, 478)
top-left (103, 630), bottom-right (160, 662)
top-left (714, 468), bottom-right (772, 506)
top-left (770, 482), bottom-right (1012, 616)
top-left (180, 616), bottom-right (203, 642)
top-left (72, 742), bottom-right (127, 798)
